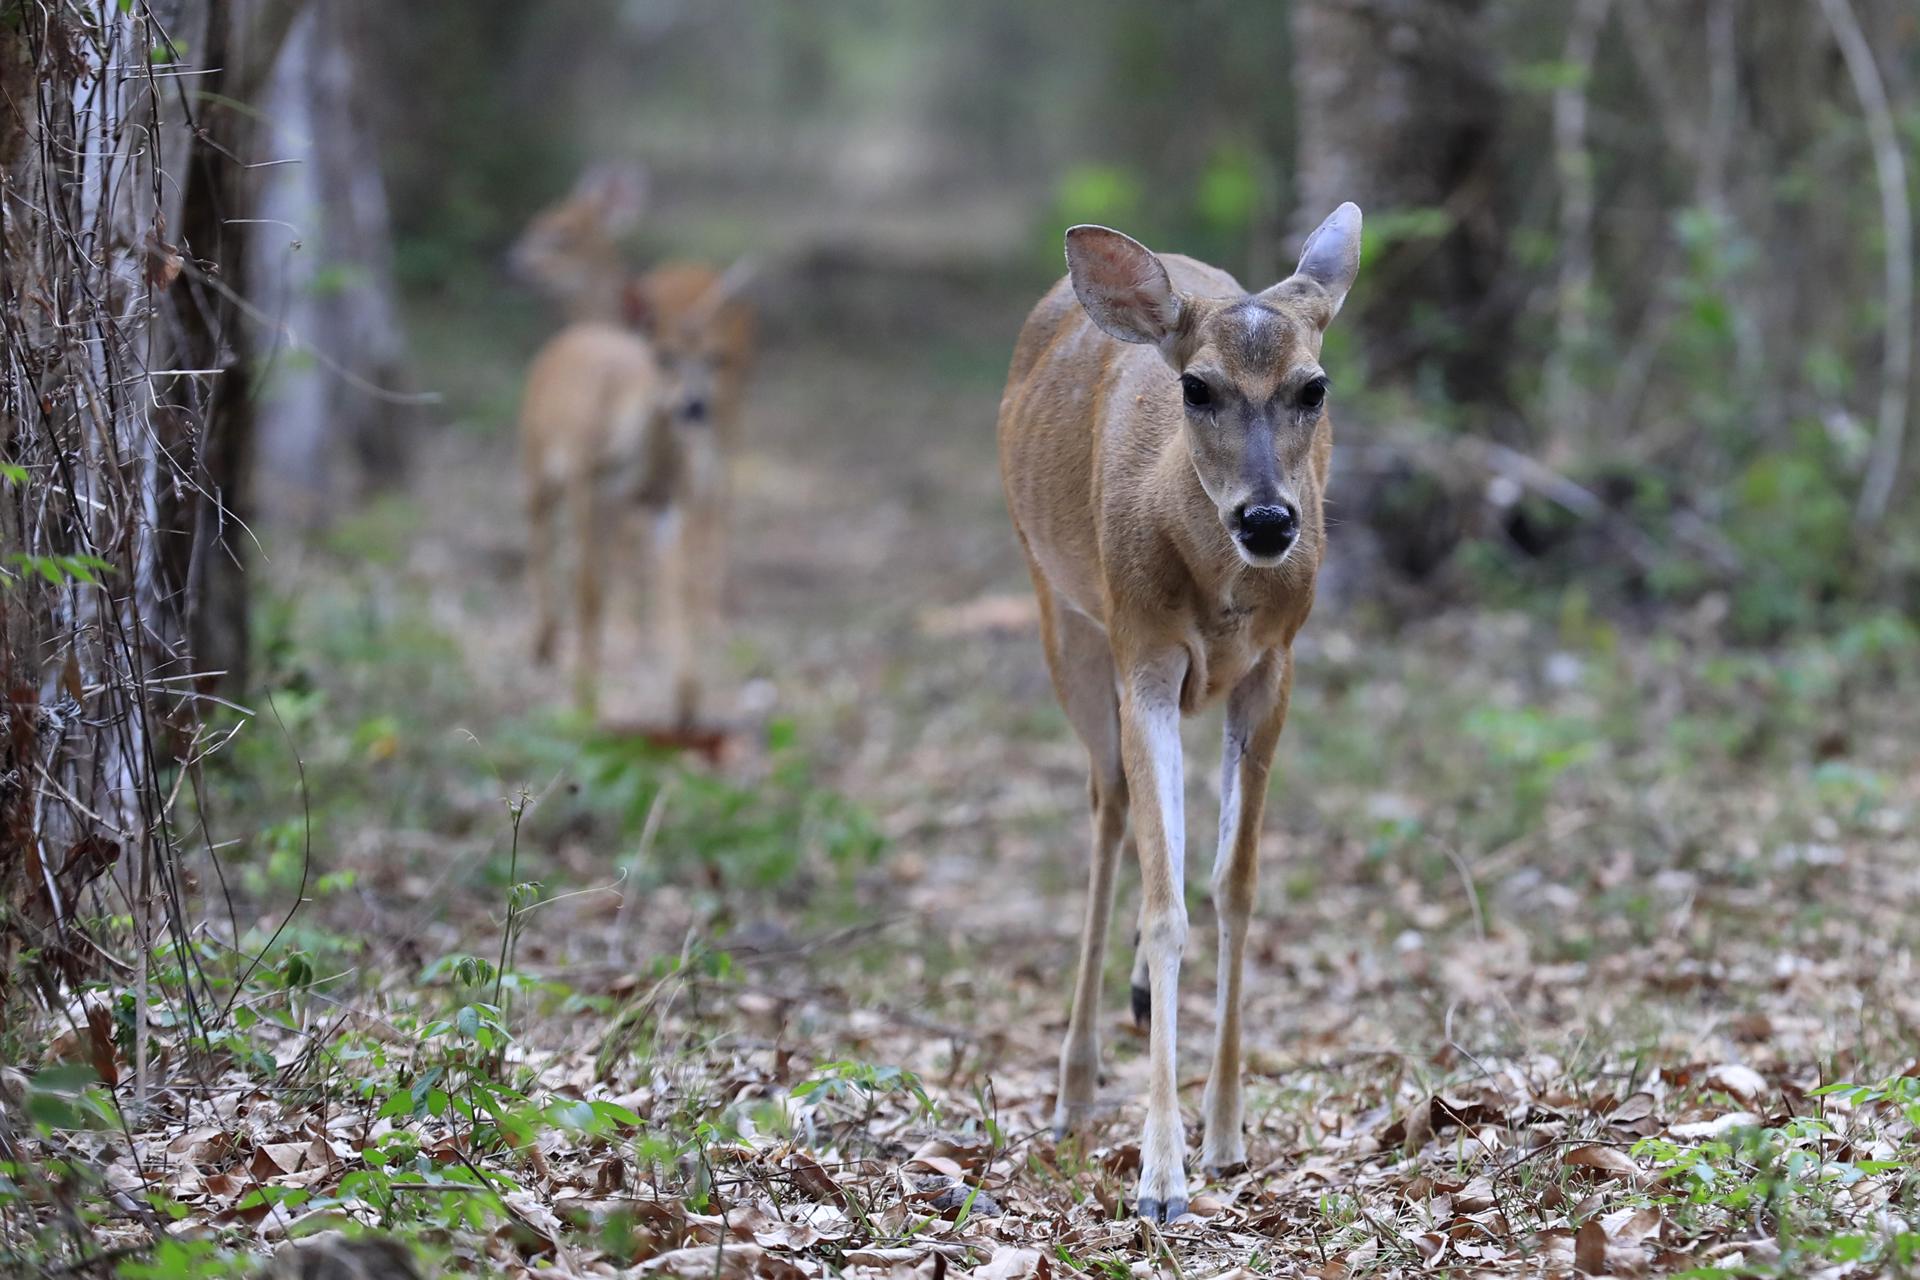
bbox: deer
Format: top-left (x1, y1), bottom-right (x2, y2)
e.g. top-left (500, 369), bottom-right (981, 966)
top-left (510, 164), bottom-right (756, 723)
top-left (996, 203), bottom-right (1363, 1222)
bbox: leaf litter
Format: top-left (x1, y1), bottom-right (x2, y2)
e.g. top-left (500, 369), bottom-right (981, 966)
top-left (9, 382), bottom-right (1920, 1276)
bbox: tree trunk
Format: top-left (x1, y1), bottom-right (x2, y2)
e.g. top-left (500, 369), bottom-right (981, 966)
top-left (1291, 0), bottom-right (1511, 406)
top-left (252, 0), bottom-right (414, 529)
top-left (0, 0), bottom-right (292, 1008)
top-left (157, 1), bottom-right (301, 693)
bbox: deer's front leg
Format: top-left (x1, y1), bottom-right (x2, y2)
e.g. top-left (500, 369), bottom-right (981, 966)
top-left (1201, 649), bottom-right (1292, 1175)
top-left (1119, 653), bottom-right (1189, 1223)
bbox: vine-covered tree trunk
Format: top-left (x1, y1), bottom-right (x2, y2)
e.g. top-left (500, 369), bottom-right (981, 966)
top-left (0, 1), bottom-right (291, 1011)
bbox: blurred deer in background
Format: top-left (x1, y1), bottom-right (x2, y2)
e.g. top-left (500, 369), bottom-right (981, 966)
top-left (997, 204), bottom-right (1363, 1222)
top-left (511, 163), bottom-right (756, 723)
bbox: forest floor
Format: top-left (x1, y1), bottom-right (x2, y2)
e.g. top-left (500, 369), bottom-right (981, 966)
top-left (18, 315), bottom-right (1920, 1279)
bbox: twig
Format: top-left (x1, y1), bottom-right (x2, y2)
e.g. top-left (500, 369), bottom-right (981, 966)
top-left (611, 775), bottom-right (676, 964)
top-left (1816, 0), bottom-right (1913, 525)
top-left (1440, 842), bottom-right (1487, 944)
top-left (1137, 1214), bottom-right (1186, 1280)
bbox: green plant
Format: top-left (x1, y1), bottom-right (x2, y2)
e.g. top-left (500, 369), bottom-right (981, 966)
top-left (793, 1059), bottom-right (936, 1124)
top-left (579, 718), bottom-right (884, 896)
top-left (1629, 1077), bottom-right (1920, 1273)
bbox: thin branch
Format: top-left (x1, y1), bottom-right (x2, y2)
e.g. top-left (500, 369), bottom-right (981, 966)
top-left (1543, 0), bottom-right (1613, 443)
top-left (1817, 0), bottom-right (1914, 525)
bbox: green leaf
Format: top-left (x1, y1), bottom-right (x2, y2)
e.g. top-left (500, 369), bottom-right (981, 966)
top-left (591, 1100), bottom-right (643, 1128)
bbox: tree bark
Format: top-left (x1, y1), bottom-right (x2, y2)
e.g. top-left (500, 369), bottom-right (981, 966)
top-left (0, 0), bottom-right (293, 1007)
top-left (157, 1), bottom-right (301, 694)
top-left (252, 0), bottom-right (414, 529)
top-left (1290, 0), bottom-right (1510, 406)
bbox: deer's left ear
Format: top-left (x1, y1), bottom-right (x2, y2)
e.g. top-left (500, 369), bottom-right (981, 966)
top-left (1263, 202), bottom-right (1362, 326)
top-left (577, 161), bottom-right (648, 236)
top-left (1065, 225), bottom-right (1184, 350)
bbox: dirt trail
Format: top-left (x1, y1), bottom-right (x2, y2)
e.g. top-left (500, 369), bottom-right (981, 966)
top-left (399, 325), bottom-right (1327, 1108)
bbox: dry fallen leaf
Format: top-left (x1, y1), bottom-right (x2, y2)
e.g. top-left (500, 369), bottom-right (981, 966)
top-left (1608, 1091), bottom-right (1657, 1125)
top-left (1704, 1063), bottom-right (1768, 1104)
top-left (1669, 1111), bottom-right (1760, 1140)
top-left (641, 1243), bottom-right (811, 1280)
top-left (1563, 1144), bottom-right (1640, 1182)
top-left (967, 1246), bottom-right (1044, 1280)
top-left (1603, 1205), bottom-right (1662, 1243)
top-left (784, 1149), bottom-right (849, 1208)
top-left (1575, 1219), bottom-right (1607, 1274)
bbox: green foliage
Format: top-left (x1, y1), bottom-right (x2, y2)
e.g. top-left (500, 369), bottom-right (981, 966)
top-left (579, 718), bottom-right (885, 895)
top-left (1462, 703), bottom-right (1597, 840)
top-left (1051, 164), bottom-right (1143, 236)
top-left (1631, 1077), bottom-right (1920, 1273)
top-left (117, 1239), bottom-right (254, 1280)
top-left (3, 551), bottom-right (114, 588)
top-left (1720, 443), bottom-right (1862, 640)
top-left (18, 1063), bottom-right (119, 1133)
top-left (793, 1059), bottom-right (936, 1118)
top-left (1195, 144), bottom-right (1260, 238)
top-left (1359, 206), bottom-right (1455, 264)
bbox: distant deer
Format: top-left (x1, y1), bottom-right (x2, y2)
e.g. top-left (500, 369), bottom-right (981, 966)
top-left (997, 204), bottom-right (1363, 1222)
top-left (510, 164), bottom-right (755, 722)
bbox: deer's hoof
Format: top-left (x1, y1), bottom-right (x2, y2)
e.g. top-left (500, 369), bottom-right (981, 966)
top-left (1201, 1127), bottom-right (1247, 1178)
top-left (1135, 1194), bottom-right (1188, 1225)
top-left (1134, 1146), bottom-right (1188, 1225)
top-left (1051, 1100), bottom-right (1096, 1141)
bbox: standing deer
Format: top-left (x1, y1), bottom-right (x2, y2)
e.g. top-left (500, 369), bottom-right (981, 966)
top-left (510, 164), bottom-right (755, 722)
top-left (997, 204), bottom-right (1363, 1222)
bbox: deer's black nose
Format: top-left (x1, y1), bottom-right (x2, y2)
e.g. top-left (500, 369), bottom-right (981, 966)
top-left (682, 398), bottom-right (708, 423)
top-left (1234, 503), bottom-right (1298, 559)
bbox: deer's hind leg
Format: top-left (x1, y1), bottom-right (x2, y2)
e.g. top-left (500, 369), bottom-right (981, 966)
top-left (676, 488), bottom-right (728, 727)
top-left (527, 471), bottom-right (563, 666)
top-left (1039, 590), bottom-right (1130, 1138)
top-left (569, 468), bottom-right (608, 716)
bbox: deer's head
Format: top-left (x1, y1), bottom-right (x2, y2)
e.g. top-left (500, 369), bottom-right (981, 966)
top-left (1064, 203), bottom-right (1362, 567)
top-left (509, 162), bottom-right (647, 314)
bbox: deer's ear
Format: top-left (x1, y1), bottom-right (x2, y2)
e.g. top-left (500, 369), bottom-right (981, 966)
top-left (576, 161), bottom-right (648, 236)
top-left (1264, 202), bottom-right (1362, 325)
top-left (1065, 225), bottom-right (1182, 347)
top-left (621, 278), bottom-right (657, 334)
top-left (694, 257), bottom-right (757, 322)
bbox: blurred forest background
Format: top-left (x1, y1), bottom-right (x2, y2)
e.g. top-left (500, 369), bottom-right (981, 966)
top-left (5, 1), bottom-right (1920, 1276)
top-left (355, 0), bottom-right (1920, 633)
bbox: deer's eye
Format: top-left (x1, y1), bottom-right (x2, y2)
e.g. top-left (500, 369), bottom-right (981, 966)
top-left (1180, 374), bottom-right (1212, 409)
top-left (1299, 377), bottom-right (1328, 411)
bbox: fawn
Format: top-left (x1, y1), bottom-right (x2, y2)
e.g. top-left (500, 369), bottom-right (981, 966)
top-left (996, 204), bottom-right (1363, 1222)
top-left (511, 164), bottom-right (755, 722)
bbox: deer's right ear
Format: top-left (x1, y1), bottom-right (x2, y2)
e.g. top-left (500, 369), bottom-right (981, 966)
top-left (621, 278), bottom-right (657, 334)
top-left (1066, 225), bottom-right (1182, 348)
